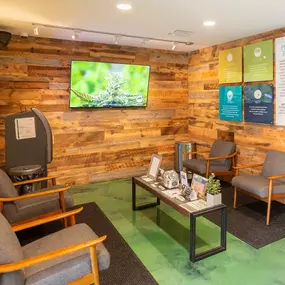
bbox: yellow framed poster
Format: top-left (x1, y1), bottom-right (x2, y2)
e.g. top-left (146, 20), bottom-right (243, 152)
top-left (219, 47), bottom-right (242, 84)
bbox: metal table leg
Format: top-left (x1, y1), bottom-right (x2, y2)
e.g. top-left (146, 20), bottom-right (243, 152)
top-left (132, 177), bottom-right (160, 211)
top-left (189, 206), bottom-right (227, 263)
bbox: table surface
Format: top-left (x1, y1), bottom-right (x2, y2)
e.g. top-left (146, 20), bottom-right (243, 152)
top-left (134, 176), bottom-right (226, 218)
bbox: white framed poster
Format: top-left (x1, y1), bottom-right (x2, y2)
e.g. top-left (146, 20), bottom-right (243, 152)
top-left (276, 37), bottom-right (285, 125)
top-left (15, 117), bottom-right (36, 140)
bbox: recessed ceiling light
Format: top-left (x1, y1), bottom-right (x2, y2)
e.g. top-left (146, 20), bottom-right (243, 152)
top-left (117, 0), bottom-right (132, 10)
top-left (203, 21), bottom-right (216, 27)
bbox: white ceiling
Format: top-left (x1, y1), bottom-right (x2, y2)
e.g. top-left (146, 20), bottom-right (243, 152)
top-left (0, 0), bottom-right (284, 52)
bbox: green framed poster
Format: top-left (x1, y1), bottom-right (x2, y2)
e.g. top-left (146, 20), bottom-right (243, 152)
top-left (219, 86), bottom-right (242, 122)
top-left (219, 47), bottom-right (242, 83)
top-left (244, 40), bottom-right (273, 82)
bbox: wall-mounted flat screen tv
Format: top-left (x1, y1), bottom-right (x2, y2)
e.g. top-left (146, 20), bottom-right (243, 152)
top-left (70, 61), bottom-right (150, 108)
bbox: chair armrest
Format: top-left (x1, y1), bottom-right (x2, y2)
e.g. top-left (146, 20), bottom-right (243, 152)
top-left (0, 235), bottom-right (107, 273)
top-left (13, 175), bottom-right (59, 186)
top-left (185, 150), bottom-right (210, 155)
top-left (12, 207), bottom-right (83, 232)
top-left (266, 174), bottom-right (285, 180)
top-left (232, 163), bottom-right (264, 170)
top-left (0, 186), bottom-right (71, 202)
top-left (205, 151), bottom-right (238, 161)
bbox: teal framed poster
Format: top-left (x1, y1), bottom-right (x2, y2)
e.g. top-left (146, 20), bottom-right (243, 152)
top-left (219, 86), bottom-right (242, 122)
top-left (244, 40), bottom-right (273, 82)
top-left (244, 84), bottom-right (273, 124)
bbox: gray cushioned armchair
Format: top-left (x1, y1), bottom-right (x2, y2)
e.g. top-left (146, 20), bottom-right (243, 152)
top-left (0, 207), bottom-right (110, 285)
top-left (183, 140), bottom-right (237, 178)
top-left (232, 150), bottom-right (285, 225)
top-left (0, 169), bottom-right (73, 226)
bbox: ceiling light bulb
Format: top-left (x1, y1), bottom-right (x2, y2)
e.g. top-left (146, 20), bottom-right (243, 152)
top-left (33, 25), bottom-right (39, 36)
top-left (117, 0), bottom-right (132, 10)
top-left (172, 42), bottom-right (176, 50)
top-left (203, 21), bottom-right (216, 27)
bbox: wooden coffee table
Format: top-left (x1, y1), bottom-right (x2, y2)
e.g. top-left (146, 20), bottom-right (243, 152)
top-left (132, 176), bottom-right (227, 262)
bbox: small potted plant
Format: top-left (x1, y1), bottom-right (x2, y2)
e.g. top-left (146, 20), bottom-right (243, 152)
top-left (205, 173), bottom-right (222, 207)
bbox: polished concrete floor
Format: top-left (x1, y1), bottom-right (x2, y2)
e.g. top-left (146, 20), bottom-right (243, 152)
top-left (71, 179), bottom-right (285, 285)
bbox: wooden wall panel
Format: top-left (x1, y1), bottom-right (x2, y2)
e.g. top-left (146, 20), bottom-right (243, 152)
top-left (0, 36), bottom-right (189, 185)
top-left (188, 27), bottom-right (285, 174)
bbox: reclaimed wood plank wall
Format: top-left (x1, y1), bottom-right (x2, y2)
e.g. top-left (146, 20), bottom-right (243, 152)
top-left (0, 36), bottom-right (189, 185)
top-left (188, 27), bottom-right (285, 173)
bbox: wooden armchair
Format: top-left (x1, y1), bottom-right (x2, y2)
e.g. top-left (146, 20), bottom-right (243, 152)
top-left (232, 150), bottom-right (285, 225)
top-left (0, 207), bottom-right (110, 285)
top-left (183, 140), bottom-right (237, 178)
top-left (0, 169), bottom-right (74, 227)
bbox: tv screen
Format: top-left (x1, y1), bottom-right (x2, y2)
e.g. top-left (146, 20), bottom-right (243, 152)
top-left (69, 61), bottom-right (150, 108)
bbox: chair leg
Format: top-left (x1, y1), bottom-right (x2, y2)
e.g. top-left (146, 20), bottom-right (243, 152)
top-left (59, 191), bottom-right (68, 228)
top-left (206, 161), bottom-right (210, 178)
top-left (266, 180), bottom-right (273, 226)
top-left (266, 200), bottom-right (272, 226)
top-left (90, 245), bottom-right (100, 285)
top-left (233, 187), bottom-right (237, 209)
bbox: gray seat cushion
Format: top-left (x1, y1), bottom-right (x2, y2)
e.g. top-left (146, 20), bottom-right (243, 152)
top-left (183, 159), bottom-right (229, 175)
top-left (262, 150), bottom-right (285, 183)
top-left (232, 175), bottom-right (285, 198)
top-left (0, 213), bottom-right (25, 285)
top-left (209, 140), bottom-right (236, 169)
top-left (3, 190), bottom-right (74, 224)
top-left (0, 169), bottom-right (19, 198)
top-left (23, 224), bottom-right (110, 285)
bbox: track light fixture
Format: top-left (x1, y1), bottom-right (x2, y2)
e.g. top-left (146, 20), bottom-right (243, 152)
top-left (31, 23), bottom-right (194, 49)
top-left (114, 35), bottom-right (120, 45)
top-left (72, 30), bottom-right (79, 40)
top-left (141, 38), bottom-right (148, 45)
top-left (33, 25), bottom-right (39, 36)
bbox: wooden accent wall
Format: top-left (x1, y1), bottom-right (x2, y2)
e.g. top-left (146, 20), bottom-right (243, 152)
top-left (0, 36), bottom-right (189, 185)
top-left (188, 28), bottom-right (285, 172)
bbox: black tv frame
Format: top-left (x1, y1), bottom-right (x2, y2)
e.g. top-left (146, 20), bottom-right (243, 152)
top-left (69, 60), bottom-right (151, 109)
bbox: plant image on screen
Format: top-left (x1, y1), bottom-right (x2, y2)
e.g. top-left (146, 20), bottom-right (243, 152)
top-left (70, 61), bottom-right (150, 108)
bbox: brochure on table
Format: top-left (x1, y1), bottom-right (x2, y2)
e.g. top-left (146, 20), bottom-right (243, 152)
top-left (180, 200), bottom-right (209, 213)
top-left (276, 36), bottom-right (285, 126)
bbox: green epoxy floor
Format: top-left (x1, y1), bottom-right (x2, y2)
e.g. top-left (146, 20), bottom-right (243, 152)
top-left (71, 179), bottom-right (285, 285)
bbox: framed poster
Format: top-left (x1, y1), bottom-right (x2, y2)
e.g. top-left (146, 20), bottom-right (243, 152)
top-left (244, 84), bottom-right (273, 124)
top-left (15, 117), bottom-right (36, 140)
top-left (147, 154), bottom-right (162, 180)
top-left (180, 171), bottom-right (189, 188)
top-left (191, 174), bottom-right (208, 199)
top-left (276, 37), bottom-right (285, 125)
top-left (219, 86), bottom-right (242, 122)
top-left (244, 40), bottom-right (273, 82)
top-left (219, 47), bottom-right (242, 84)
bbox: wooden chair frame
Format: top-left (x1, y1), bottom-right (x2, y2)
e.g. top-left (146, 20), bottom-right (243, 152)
top-left (185, 150), bottom-right (238, 178)
top-left (0, 207), bottom-right (107, 285)
top-left (233, 163), bottom-right (285, 225)
top-left (0, 175), bottom-right (71, 228)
